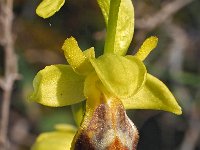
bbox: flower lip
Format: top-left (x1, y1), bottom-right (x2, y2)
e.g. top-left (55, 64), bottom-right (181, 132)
top-left (72, 95), bottom-right (139, 150)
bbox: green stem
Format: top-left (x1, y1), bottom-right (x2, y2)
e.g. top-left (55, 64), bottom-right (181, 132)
top-left (104, 0), bottom-right (121, 53)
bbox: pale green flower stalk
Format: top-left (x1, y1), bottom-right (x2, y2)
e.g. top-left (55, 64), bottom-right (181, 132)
top-left (31, 0), bottom-right (182, 149)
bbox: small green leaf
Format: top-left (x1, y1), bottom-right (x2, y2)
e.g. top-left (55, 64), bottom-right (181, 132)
top-left (31, 131), bottom-right (75, 150)
top-left (90, 54), bottom-right (146, 98)
top-left (97, 0), bottom-right (134, 55)
top-left (29, 65), bottom-right (85, 107)
top-left (123, 74), bottom-right (182, 115)
top-left (135, 36), bottom-right (158, 61)
top-left (36, 0), bottom-right (65, 19)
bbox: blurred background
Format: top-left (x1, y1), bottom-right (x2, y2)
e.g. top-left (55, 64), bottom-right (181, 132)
top-left (0, 0), bottom-right (200, 149)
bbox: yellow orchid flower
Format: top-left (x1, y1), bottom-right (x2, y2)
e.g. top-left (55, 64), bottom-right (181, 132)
top-left (31, 0), bottom-right (182, 149)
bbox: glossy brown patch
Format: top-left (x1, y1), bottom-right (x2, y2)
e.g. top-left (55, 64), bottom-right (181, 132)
top-left (73, 99), bottom-right (139, 150)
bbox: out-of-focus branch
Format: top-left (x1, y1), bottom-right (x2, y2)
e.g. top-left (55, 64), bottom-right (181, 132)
top-left (0, 78), bottom-right (5, 90)
top-left (0, 0), bottom-right (20, 149)
top-left (134, 0), bottom-right (199, 149)
top-left (0, 0), bottom-right (4, 45)
top-left (135, 0), bottom-right (195, 30)
top-left (166, 20), bottom-right (200, 150)
top-left (179, 100), bottom-right (200, 150)
top-left (167, 21), bottom-right (187, 77)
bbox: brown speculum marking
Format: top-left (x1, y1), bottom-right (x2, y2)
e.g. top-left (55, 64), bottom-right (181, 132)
top-left (72, 98), bottom-right (139, 150)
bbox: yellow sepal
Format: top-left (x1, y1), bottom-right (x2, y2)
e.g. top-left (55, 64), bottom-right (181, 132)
top-left (29, 65), bottom-right (85, 107)
top-left (123, 73), bottom-right (182, 115)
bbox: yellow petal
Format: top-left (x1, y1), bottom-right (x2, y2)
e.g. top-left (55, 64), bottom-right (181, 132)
top-left (62, 37), bottom-right (86, 70)
top-left (135, 36), bottom-right (158, 61)
top-left (62, 37), bottom-right (94, 75)
top-left (123, 73), bottom-right (182, 115)
top-left (29, 65), bottom-right (85, 107)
